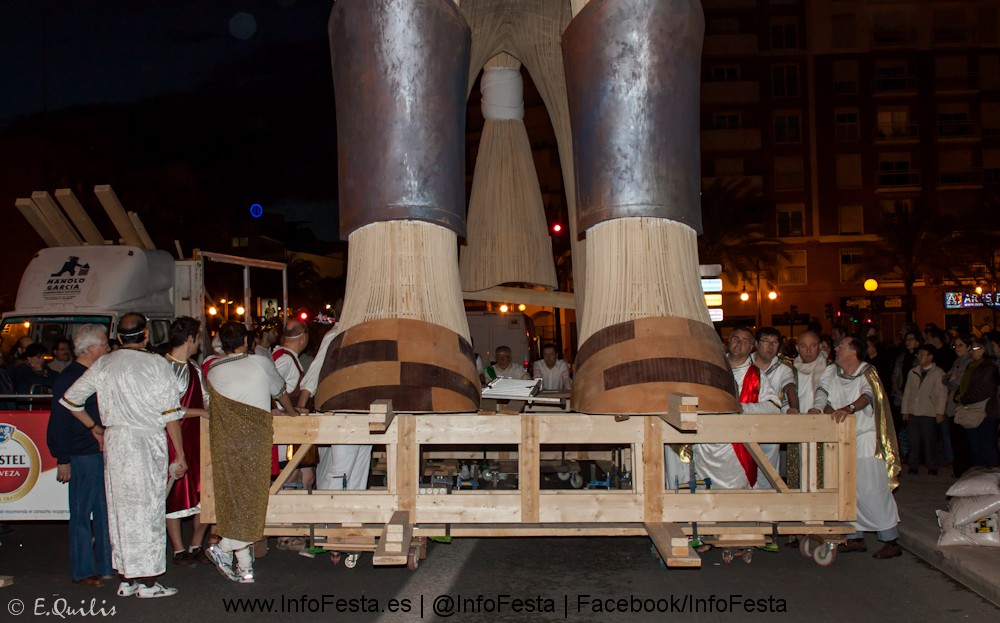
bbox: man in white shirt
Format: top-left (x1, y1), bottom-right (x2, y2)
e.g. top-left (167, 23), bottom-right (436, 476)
top-left (750, 327), bottom-right (799, 489)
top-left (793, 331), bottom-right (828, 412)
top-left (532, 343), bottom-right (572, 391)
top-left (272, 320), bottom-right (313, 489)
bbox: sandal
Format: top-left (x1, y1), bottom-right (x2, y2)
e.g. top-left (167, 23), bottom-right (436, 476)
top-left (277, 537), bottom-right (306, 552)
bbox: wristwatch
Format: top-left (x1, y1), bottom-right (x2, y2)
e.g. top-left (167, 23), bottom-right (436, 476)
top-left (846, 404), bottom-right (856, 413)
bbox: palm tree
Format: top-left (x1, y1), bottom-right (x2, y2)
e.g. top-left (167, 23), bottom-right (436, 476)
top-left (698, 178), bottom-right (786, 285)
top-left (867, 198), bottom-right (964, 323)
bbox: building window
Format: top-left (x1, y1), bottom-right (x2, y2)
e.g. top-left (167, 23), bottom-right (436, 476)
top-left (938, 108), bottom-right (972, 138)
top-left (880, 198), bottom-right (913, 222)
top-left (840, 248), bottom-right (866, 284)
top-left (835, 110), bottom-right (860, 141)
top-left (839, 204), bottom-right (864, 235)
top-left (876, 108), bottom-right (912, 139)
top-left (776, 204), bottom-right (805, 237)
top-left (774, 112), bottom-right (802, 143)
top-left (873, 63), bottom-right (913, 92)
top-left (710, 65), bottom-right (741, 82)
top-left (832, 60), bottom-right (858, 95)
top-left (771, 64), bottom-right (800, 97)
top-left (231, 237), bottom-right (249, 248)
top-left (770, 18), bottom-right (799, 51)
top-left (836, 154), bottom-right (863, 189)
top-left (712, 113), bottom-right (742, 130)
top-left (774, 156), bottom-right (804, 191)
top-left (777, 250), bottom-right (808, 286)
top-left (876, 154), bottom-right (917, 187)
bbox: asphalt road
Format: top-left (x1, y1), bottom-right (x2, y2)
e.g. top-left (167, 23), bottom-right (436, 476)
top-left (0, 522), bottom-right (996, 622)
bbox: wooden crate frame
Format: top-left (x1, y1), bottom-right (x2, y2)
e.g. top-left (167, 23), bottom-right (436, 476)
top-left (200, 396), bottom-right (856, 567)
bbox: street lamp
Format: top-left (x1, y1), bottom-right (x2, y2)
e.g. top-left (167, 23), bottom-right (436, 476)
top-left (864, 278), bottom-right (879, 327)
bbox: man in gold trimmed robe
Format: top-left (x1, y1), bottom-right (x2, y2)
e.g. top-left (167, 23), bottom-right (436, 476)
top-left (204, 322), bottom-right (300, 583)
top-left (810, 336), bottom-right (902, 559)
top-left (60, 313), bottom-right (187, 598)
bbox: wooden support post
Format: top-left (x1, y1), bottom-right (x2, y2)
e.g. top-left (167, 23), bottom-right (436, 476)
top-left (837, 417), bottom-right (856, 521)
top-left (744, 442), bottom-right (789, 492)
top-left (369, 399), bottom-right (395, 433)
top-left (642, 416), bottom-right (664, 523)
top-left (200, 417), bottom-right (215, 522)
top-left (396, 416), bottom-right (417, 515)
top-left (520, 415), bottom-right (540, 523)
top-left (661, 393), bottom-right (699, 431)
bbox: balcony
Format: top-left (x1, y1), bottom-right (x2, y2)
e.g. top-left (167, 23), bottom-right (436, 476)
top-left (938, 169), bottom-right (983, 187)
top-left (875, 169), bottom-right (920, 189)
top-left (936, 120), bottom-right (980, 141)
top-left (701, 128), bottom-right (762, 152)
top-left (873, 75), bottom-right (918, 95)
top-left (701, 81), bottom-right (760, 104)
top-left (935, 75), bottom-right (979, 93)
top-left (703, 34), bottom-right (758, 56)
top-left (874, 123), bottom-right (919, 142)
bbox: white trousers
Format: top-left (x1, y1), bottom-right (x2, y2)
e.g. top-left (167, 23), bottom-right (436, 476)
top-left (316, 445), bottom-right (373, 490)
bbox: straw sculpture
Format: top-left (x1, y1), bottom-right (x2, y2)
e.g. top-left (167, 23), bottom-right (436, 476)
top-left (460, 53), bottom-right (557, 292)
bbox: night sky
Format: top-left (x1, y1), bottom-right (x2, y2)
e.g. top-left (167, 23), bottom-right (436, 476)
top-left (0, 0), bottom-right (348, 305)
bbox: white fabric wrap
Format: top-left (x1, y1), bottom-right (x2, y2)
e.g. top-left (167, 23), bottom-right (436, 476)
top-left (481, 66), bottom-right (524, 120)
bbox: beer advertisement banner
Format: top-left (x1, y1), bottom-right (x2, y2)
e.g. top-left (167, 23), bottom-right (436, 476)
top-left (0, 411), bottom-right (68, 520)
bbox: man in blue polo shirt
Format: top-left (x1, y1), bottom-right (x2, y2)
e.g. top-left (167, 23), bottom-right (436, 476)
top-left (46, 324), bottom-right (113, 587)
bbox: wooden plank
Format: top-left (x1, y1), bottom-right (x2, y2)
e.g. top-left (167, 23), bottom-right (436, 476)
top-left (662, 491), bottom-right (841, 523)
top-left (838, 418), bottom-right (856, 522)
top-left (266, 493), bottom-right (399, 524)
top-left (374, 510), bottom-right (412, 563)
top-left (645, 522), bottom-right (690, 557)
top-left (369, 399), bottom-right (395, 433)
top-left (31, 190), bottom-right (82, 246)
top-left (463, 286), bottom-right (575, 310)
top-left (200, 417), bottom-right (215, 522)
top-left (15, 197), bottom-right (61, 247)
top-left (743, 442), bottom-right (789, 492)
top-left (396, 416), bottom-right (417, 515)
top-left (94, 184), bottom-right (144, 247)
top-left (127, 211), bottom-right (156, 250)
top-left (823, 442), bottom-right (838, 490)
top-left (520, 416), bottom-right (540, 523)
top-left (807, 442), bottom-right (819, 491)
top-left (643, 416), bottom-right (664, 523)
top-left (54, 188), bottom-right (105, 245)
top-left (661, 393), bottom-right (699, 431)
top-left (538, 492), bottom-right (643, 523)
top-left (0, 575), bottom-right (13, 588)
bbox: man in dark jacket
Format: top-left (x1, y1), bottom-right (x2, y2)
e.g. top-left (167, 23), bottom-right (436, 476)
top-left (46, 324), bottom-right (113, 587)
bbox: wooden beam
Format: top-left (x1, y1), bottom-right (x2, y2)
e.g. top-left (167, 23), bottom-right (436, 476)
top-left (463, 285), bottom-right (575, 309)
top-left (14, 198), bottom-right (60, 247)
top-left (200, 417), bottom-right (215, 522)
top-left (660, 393), bottom-right (699, 431)
top-left (520, 416), bottom-right (540, 523)
top-left (837, 417), bottom-right (856, 522)
top-left (127, 211), bottom-right (156, 250)
top-left (643, 416), bottom-right (664, 523)
top-left (743, 442), bottom-right (789, 492)
top-left (269, 443), bottom-right (312, 495)
top-left (30, 191), bottom-right (81, 246)
top-left (54, 188), bottom-right (105, 245)
top-left (396, 416), bottom-right (417, 515)
top-left (94, 184), bottom-right (143, 247)
top-left (645, 522), bottom-right (691, 557)
top-left (368, 399), bottom-right (395, 433)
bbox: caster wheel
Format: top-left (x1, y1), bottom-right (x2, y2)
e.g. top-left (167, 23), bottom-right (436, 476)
top-left (570, 472), bottom-right (584, 489)
top-left (557, 472), bottom-right (571, 481)
top-left (742, 548), bottom-right (754, 564)
top-left (407, 546), bottom-right (419, 571)
top-left (799, 537), bottom-right (816, 558)
top-left (722, 549), bottom-right (734, 564)
top-left (344, 553), bottom-right (360, 569)
top-left (330, 553), bottom-right (341, 566)
top-left (813, 542), bottom-right (837, 567)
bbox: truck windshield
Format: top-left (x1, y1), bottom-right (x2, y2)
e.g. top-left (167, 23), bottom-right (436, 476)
top-left (1, 315), bottom-right (113, 358)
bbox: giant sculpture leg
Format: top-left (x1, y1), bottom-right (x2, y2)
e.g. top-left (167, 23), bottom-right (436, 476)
top-left (563, 0), bottom-right (738, 414)
top-left (318, 0), bottom-right (479, 412)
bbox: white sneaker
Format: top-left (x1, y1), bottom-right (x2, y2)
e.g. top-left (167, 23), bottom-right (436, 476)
top-left (237, 568), bottom-right (255, 584)
top-left (207, 545), bottom-right (239, 582)
top-left (137, 582), bottom-right (178, 599)
top-left (117, 581), bottom-right (140, 597)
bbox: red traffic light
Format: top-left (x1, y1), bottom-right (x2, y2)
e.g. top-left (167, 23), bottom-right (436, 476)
top-left (552, 223), bottom-right (562, 233)
top-left (299, 311), bottom-right (308, 321)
